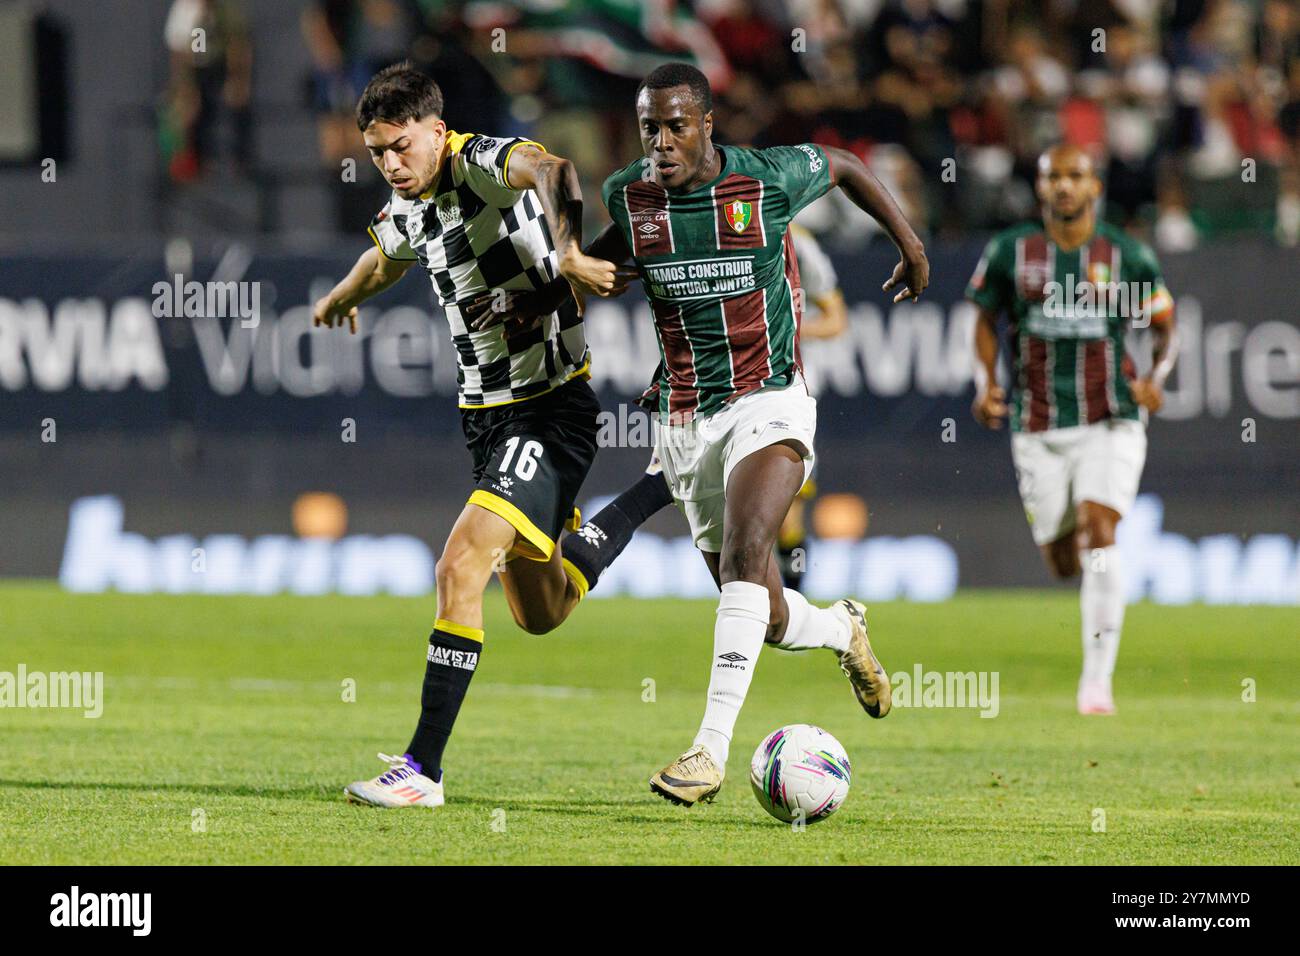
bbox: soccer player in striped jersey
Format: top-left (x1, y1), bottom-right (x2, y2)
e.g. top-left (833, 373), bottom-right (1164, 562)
top-left (592, 63), bottom-right (929, 805)
top-left (967, 144), bottom-right (1179, 716)
top-left (311, 63), bottom-right (658, 809)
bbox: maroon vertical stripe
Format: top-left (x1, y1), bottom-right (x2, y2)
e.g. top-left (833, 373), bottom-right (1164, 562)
top-left (713, 173), bottom-right (765, 250)
top-left (1087, 234), bottom-right (1114, 282)
top-left (722, 288), bottom-right (770, 399)
top-left (1026, 337), bottom-right (1050, 431)
top-left (625, 180), bottom-right (673, 258)
top-left (651, 299), bottom-right (698, 418)
top-left (1083, 339), bottom-right (1110, 422)
top-left (1018, 233), bottom-right (1050, 301)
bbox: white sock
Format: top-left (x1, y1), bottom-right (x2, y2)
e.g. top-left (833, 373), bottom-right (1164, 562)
top-left (694, 581), bottom-right (769, 768)
top-left (775, 588), bottom-right (851, 653)
top-left (1080, 546), bottom-right (1125, 687)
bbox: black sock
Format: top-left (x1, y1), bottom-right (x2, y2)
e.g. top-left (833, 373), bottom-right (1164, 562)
top-left (405, 621), bottom-right (483, 781)
top-left (778, 539), bottom-right (806, 592)
top-left (563, 470), bottom-right (674, 592)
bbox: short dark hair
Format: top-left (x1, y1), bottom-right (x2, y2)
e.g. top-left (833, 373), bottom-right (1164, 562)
top-left (636, 62), bottom-right (712, 114)
top-left (356, 61), bottom-right (444, 131)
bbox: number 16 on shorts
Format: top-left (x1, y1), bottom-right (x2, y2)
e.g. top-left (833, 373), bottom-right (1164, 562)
top-left (499, 436), bottom-right (543, 482)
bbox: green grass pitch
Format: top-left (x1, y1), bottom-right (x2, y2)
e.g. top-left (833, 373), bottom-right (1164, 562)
top-left (1, 582), bottom-right (1296, 865)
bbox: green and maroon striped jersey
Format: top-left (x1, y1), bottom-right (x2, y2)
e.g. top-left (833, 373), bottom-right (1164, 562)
top-left (603, 143), bottom-right (835, 420)
top-left (965, 220), bottom-right (1174, 433)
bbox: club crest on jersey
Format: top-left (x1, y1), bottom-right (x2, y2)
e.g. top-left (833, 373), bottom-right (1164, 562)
top-left (724, 199), bottom-right (752, 234)
top-left (1088, 262), bottom-right (1111, 285)
top-left (435, 193), bottom-right (461, 226)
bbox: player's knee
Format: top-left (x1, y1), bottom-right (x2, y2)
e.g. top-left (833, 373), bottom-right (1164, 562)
top-left (1085, 519), bottom-right (1118, 550)
top-left (435, 548), bottom-right (482, 601)
top-left (1076, 508), bottom-right (1118, 551)
top-left (719, 538), bottom-right (771, 583)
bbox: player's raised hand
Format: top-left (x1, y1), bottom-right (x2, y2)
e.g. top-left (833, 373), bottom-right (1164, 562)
top-left (313, 295), bottom-right (358, 334)
top-left (1129, 377), bottom-right (1164, 413)
top-left (882, 250), bottom-right (930, 303)
top-left (973, 384), bottom-right (1008, 429)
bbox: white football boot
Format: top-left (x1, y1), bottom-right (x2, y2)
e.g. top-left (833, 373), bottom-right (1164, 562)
top-left (345, 753), bottom-right (444, 808)
top-left (1077, 678), bottom-right (1116, 715)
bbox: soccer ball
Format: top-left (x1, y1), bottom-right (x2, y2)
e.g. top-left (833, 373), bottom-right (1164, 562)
top-left (749, 724), bottom-right (852, 824)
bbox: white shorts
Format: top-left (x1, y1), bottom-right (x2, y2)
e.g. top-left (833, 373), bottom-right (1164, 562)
top-left (1010, 417), bottom-right (1148, 545)
top-left (653, 381), bottom-right (817, 553)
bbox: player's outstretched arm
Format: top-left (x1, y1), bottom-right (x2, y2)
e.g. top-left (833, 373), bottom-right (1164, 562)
top-left (313, 245), bottom-right (413, 334)
top-left (505, 147), bottom-right (635, 313)
top-left (823, 145), bottom-right (929, 303)
top-left (971, 305), bottom-right (1008, 429)
top-left (464, 222), bottom-right (637, 332)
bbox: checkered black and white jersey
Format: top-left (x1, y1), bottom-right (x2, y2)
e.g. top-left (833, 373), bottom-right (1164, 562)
top-left (367, 131), bottom-right (589, 408)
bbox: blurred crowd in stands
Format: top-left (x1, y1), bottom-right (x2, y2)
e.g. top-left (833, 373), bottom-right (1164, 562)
top-left (162, 0), bottom-right (1300, 248)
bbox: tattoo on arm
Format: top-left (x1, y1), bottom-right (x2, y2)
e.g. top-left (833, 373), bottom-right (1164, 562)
top-left (509, 146), bottom-right (584, 254)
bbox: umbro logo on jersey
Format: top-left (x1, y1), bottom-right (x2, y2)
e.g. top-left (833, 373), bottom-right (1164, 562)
top-left (429, 645), bottom-right (479, 671)
top-left (638, 221), bottom-right (660, 235)
top-left (768, 420), bottom-right (790, 430)
top-left (718, 652), bottom-right (748, 662)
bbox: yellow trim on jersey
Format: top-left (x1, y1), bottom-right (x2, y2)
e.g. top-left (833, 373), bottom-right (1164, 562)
top-left (561, 558), bottom-right (591, 600)
top-left (467, 490), bottom-right (555, 561)
top-left (447, 130), bottom-right (474, 155)
top-left (434, 617), bottom-right (484, 643)
top-left (456, 358), bottom-right (592, 410)
top-left (367, 225), bottom-right (416, 262)
top-left (419, 130), bottom-right (476, 199)
top-left (503, 140), bottom-right (546, 190)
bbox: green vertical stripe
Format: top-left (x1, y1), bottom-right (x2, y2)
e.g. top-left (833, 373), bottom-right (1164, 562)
top-left (1052, 339), bottom-right (1080, 428)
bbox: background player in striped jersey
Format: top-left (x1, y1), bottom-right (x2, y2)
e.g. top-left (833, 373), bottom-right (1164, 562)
top-left (310, 63), bottom-right (650, 808)
top-left (967, 144), bottom-right (1179, 716)
top-left (777, 223), bottom-right (849, 592)
top-left (591, 63), bottom-right (929, 805)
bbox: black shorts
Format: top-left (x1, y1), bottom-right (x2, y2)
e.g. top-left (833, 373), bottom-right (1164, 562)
top-left (462, 376), bottom-right (601, 561)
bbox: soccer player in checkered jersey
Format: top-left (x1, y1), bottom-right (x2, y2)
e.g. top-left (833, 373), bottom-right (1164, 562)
top-left (967, 144), bottom-right (1179, 715)
top-left (313, 63), bottom-right (665, 808)
top-left (588, 63), bottom-right (929, 805)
